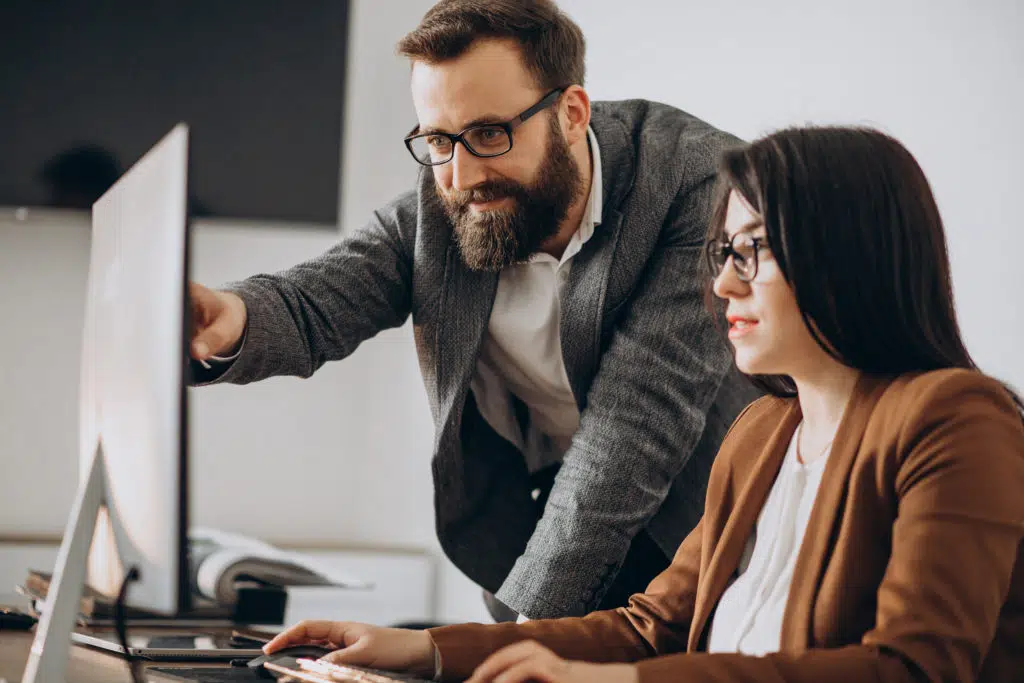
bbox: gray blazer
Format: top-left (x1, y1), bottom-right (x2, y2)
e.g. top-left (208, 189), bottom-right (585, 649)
top-left (207, 99), bottom-right (761, 618)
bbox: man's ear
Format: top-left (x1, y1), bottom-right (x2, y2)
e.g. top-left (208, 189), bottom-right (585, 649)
top-left (560, 85), bottom-right (591, 146)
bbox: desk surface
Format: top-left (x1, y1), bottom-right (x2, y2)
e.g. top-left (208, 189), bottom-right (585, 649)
top-left (0, 628), bottom-right (437, 682)
top-left (0, 629), bottom-right (232, 683)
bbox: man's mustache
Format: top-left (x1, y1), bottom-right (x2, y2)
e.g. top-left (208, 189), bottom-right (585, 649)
top-left (443, 180), bottom-right (525, 210)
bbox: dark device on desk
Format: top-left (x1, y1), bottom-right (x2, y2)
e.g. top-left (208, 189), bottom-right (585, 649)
top-left (21, 569), bottom-right (288, 627)
top-left (69, 630), bottom-right (264, 661)
top-left (148, 652), bottom-right (436, 682)
top-left (0, 606), bottom-right (38, 631)
top-left (147, 669), bottom-right (284, 683)
top-left (245, 646), bottom-right (334, 677)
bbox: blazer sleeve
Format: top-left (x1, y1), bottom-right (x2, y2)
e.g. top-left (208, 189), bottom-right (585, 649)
top-left (629, 372), bottom-right (1024, 683)
top-left (194, 193), bottom-right (416, 385)
top-left (494, 175), bottom-right (740, 618)
top-left (428, 517), bottom-right (705, 681)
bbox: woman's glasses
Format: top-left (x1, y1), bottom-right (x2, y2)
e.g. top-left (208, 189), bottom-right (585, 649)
top-left (704, 233), bottom-right (768, 283)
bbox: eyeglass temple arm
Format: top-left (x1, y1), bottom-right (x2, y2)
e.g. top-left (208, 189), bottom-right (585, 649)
top-left (514, 88), bottom-right (567, 126)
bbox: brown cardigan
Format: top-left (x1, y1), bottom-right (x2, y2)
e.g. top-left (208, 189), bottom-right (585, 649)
top-left (429, 369), bottom-right (1024, 682)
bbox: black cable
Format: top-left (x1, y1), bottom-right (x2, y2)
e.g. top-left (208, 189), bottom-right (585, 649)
top-left (114, 566), bottom-right (145, 683)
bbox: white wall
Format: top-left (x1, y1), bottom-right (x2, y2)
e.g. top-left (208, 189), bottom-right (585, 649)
top-left (558, 0), bottom-right (1024, 389)
top-left (2, 0), bottom-right (1021, 626)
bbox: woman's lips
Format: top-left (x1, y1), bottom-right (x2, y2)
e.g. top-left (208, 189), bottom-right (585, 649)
top-left (727, 316), bottom-right (759, 339)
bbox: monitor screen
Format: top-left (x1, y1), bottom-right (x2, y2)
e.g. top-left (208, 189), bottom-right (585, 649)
top-left (0, 0), bottom-right (350, 225)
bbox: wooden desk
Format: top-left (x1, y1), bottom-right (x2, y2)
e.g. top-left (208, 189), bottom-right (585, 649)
top-left (1, 628), bottom-right (437, 682)
top-left (0, 629), bottom-right (235, 683)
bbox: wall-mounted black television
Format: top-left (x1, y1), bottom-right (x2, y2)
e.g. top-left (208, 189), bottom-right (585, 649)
top-left (0, 0), bottom-right (350, 226)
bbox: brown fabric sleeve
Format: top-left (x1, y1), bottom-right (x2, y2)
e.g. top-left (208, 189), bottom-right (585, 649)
top-left (428, 518), bottom-right (705, 681)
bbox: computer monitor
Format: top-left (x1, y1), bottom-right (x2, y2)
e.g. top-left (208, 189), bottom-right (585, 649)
top-left (24, 124), bottom-right (192, 683)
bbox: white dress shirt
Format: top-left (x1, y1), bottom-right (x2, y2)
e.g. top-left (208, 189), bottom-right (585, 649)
top-left (469, 127), bottom-right (602, 474)
top-left (706, 423), bottom-right (832, 655)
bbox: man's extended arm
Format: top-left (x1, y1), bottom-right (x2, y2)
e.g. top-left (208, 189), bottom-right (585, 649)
top-left (195, 193), bottom-right (416, 386)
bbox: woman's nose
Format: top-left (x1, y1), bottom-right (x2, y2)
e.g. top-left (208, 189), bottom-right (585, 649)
top-left (712, 258), bottom-right (749, 300)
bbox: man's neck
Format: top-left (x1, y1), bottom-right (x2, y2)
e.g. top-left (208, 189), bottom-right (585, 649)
top-left (538, 134), bottom-right (594, 261)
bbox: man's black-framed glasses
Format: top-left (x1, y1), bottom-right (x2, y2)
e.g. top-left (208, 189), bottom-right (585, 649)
top-left (404, 87), bottom-right (566, 167)
top-left (705, 233), bottom-right (768, 283)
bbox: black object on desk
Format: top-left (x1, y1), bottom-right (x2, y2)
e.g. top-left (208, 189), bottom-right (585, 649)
top-left (149, 660), bottom-right (437, 682)
top-left (0, 606), bottom-right (37, 631)
top-left (21, 570), bottom-right (289, 626)
top-left (147, 668), bottom-right (271, 682)
top-left (245, 647), bottom-right (334, 677)
top-left (70, 630), bottom-right (265, 661)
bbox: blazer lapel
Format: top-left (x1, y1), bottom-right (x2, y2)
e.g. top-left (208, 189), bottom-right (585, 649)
top-left (780, 373), bottom-right (891, 650)
top-left (560, 107), bottom-right (634, 406)
top-left (560, 208), bottom-right (623, 407)
top-left (434, 245), bottom-right (498, 420)
top-left (688, 401), bottom-right (802, 650)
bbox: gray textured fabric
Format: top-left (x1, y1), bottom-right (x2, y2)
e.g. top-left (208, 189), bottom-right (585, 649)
top-left (200, 100), bottom-right (762, 618)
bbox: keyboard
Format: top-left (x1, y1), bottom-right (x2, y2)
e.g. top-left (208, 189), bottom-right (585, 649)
top-left (147, 663), bottom-right (434, 682)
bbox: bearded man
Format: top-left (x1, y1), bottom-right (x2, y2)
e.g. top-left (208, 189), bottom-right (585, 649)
top-left (189, 0), bottom-right (758, 621)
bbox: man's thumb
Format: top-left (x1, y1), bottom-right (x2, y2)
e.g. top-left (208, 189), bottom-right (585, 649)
top-left (191, 338), bottom-right (211, 359)
top-left (191, 319), bottom-right (235, 359)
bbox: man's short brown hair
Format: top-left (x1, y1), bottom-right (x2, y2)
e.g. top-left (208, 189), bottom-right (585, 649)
top-left (397, 0), bottom-right (586, 91)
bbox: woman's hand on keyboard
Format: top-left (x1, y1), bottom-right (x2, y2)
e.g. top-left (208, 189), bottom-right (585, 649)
top-left (263, 620), bottom-right (437, 679)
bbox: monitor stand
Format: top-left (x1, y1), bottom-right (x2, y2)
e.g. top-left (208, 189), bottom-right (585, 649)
top-left (23, 441), bottom-right (140, 683)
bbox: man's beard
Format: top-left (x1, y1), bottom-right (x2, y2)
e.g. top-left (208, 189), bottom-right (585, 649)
top-left (436, 116), bottom-right (583, 272)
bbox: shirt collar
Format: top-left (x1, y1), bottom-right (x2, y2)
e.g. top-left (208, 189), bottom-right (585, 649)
top-left (586, 125), bottom-right (603, 229)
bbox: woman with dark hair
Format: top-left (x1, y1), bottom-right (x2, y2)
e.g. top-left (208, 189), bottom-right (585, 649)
top-left (263, 127), bottom-right (1024, 683)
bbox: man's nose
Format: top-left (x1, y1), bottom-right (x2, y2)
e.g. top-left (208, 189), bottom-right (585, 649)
top-left (450, 143), bottom-right (488, 193)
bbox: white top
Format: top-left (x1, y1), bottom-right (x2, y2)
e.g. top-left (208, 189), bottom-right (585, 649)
top-left (706, 423), bottom-right (832, 655)
top-left (470, 127), bottom-right (603, 473)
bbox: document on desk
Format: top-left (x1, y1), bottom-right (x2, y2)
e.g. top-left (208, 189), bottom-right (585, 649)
top-left (189, 528), bottom-right (372, 606)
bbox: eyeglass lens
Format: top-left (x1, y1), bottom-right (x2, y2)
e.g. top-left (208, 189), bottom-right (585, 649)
top-left (408, 125), bottom-right (512, 165)
top-left (708, 235), bottom-right (758, 280)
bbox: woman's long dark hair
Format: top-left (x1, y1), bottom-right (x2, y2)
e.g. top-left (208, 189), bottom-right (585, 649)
top-left (707, 126), bottom-right (1023, 415)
